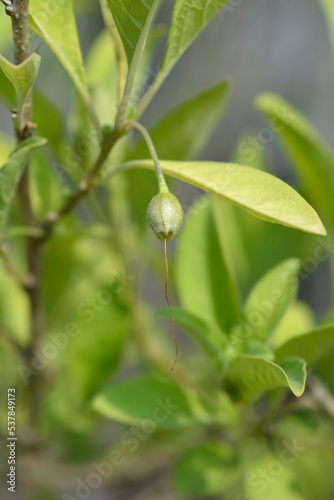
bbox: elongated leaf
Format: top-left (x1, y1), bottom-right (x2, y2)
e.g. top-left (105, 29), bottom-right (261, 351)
top-left (176, 197), bottom-right (240, 333)
top-left (155, 306), bottom-right (228, 374)
top-left (226, 355), bottom-right (306, 401)
top-left (0, 53), bottom-right (41, 130)
top-left (92, 375), bottom-right (211, 428)
top-left (85, 29), bottom-right (118, 126)
top-left (129, 79), bottom-right (231, 161)
top-left (231, 259), bottom-right (300, 345)
top-left (270, 301), bottom-right (315, 349)
top-left (0, 68), bottom-right (15, 105)
top-left (0, 133), bottom-right (14, 166)
top-left (121, 160), bottom-right (326, 235)
top-left (0, 13), bottom-right (11, 52)
top-left (213, 194), bottom-right (320, 308)
top-left (30, 151), bottom-right (63, 218)
top-left (319, 0), bottom-right (334, 58)
top-left (0, 137), bottom-right (47, 239)
top-left (174, 443), bottom-right (241, 497)
top-left (162, 0), bottom-right (228, 76)
top-left (255, 93), bottom-right (334, 227)
top-left (137, 0), bottom-right (229, 115)
top-left (0, 266), bottom-right (30, 345)
top-left (107, 0), bottom-right (160, 66)
top-left (29, 0), bottom-right (99, 129)
top-left (275, 324), bottom-right (334, 365)
top-left (33, 90), bottom-right (65, 157)
top-left (132, 24), bottom-right (166, 105)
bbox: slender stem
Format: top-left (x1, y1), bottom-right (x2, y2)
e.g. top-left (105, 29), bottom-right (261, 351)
top-left (9, 0), bottom-right (30, 64)
top-left (126, 120), bottom-right (167, 190)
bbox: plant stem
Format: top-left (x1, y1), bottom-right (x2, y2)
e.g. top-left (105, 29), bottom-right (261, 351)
top-left (9, 0), bottom-right (30, 64)
top-left (126, 120), bottom-right (167, 191)
top-left (4, 0), bottom-right (44, 433)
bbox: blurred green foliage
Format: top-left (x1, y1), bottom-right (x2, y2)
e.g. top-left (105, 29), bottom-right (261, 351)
top-left (0, 1), bottom-right (334, 499)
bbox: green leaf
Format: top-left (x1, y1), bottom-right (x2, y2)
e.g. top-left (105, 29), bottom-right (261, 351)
top-left (155, 306), bottom-right (228, 374)
top-left (0, 266), bottom-right (30, 345)
top-left (49, 303), bottom-right (130, 431)
top-left (132, 24), bottom-right (166, 105)
top-left (275, 324), bottom-right (334, 366)
top-left (226, 355), bottom-right (306, 402)
top-left (0, 137), bottom-right (47, 240)
top-left (92, 375), bottom-right (211, 428)
top-left (176, 197), bottom-right (240, 333)
top-left (162, 0), bottom-right (228, 74)
top-left (0, 69), bottom-right (15, 105)
top-left (107, 0), bottom-right (161, 67)
top-left (212, 191), bottom-right (318, 299)
top-left (30, 151), bottom-right (63, 218)
top-left (0, 133), bottom-right (14, 166)
top-left (255, 93), bottom-right (334, 228)
top-left (0, 14), bottom-right (12, 52)
top-left (33, 90), bottom-right (65, 157)
top-left (29, 0), bottom-right (99, 130)
top-left (319, 0), bottom-right (334, 59)
top-left (42, 229), bottom-right (122, 320)
top-left (129, 79), bottom-right (231, 161)
top-left (137, 0), bottom-right (229, 115)
top-left (174, 443), bottom-right (241, 497)
top-left (231, 259), bottom-right (300, 345)
top-left (122, 160), bottom-right (326, 235)
top-left (270, 301), bottom-right (315, 349)
top-left (247, 341), bottom-right (275, 361)
top-left (0, 53), bottom-right (41, 130)
top-left (85, 29), bottom-right (118, 126)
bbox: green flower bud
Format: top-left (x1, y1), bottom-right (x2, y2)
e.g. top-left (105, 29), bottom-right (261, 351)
top-left (146, 190), bottom-right (183, 241)
top-left (101, 123), bottom-right (113, 137)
